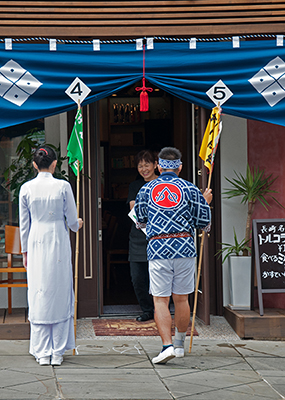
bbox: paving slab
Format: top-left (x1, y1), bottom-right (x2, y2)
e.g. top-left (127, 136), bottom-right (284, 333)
top-left (1, 378), bottom-right (58, 399)
top-left (62, 354), bottom-right (151, 369)
top-left (0, 355), bottom-right (54, 372)
top-left (232, 340), bottom-right (285, 358)
top-left (155, 356), bottom-right (250, 372)
top-left (141, 339), bottom-right (241, 358)
top-left (0, 368), bottom-right (54, 387)
top-left (161, 369), bottom-right (263, 395)
top-left (179, 387), bottom-right (281, 400)
top-left (0, 354), bottom-right (58, 400)
top-left (56, 368), bottom-right (173, 399)
top-left (245, 356), bottom-right (285, 371)
top-left (252, 370), bottom-right (285, 398)
top-left (155, 358), bottom-right (252, 378)
top-left (229, 381), bottom-right (282, 400)
top-left (163, 370), bottom-right (281, 399)
top-left (74, 339), bottom-right (146, 355)
top-left (0, 387), bottom-right (55, 400)
top-left (257, 370), bottom-right (285, 382)
top-left (63, 339), bottom-right (151, 369)
top-left (0, 339), bottom-right (29, 355)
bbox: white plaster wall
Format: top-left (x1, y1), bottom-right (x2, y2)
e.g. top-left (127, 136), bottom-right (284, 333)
top-left (45, 114), bottom-right (61, 147)
top-left (59, 113), bottom-right (69, 172)
top-left (45, 113), bottom-right (69, 172)
top-left (220, 114), bottom-right (248, 306)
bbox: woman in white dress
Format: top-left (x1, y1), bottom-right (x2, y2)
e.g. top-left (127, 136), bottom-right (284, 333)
top-left (19, 145), bottom-right (83, 366)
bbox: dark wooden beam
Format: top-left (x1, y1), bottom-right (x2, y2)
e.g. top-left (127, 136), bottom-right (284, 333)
top-left (0, 24), bottom-right (283, 38)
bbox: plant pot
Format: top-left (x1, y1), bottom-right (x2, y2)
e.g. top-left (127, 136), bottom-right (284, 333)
top-left (228, 256), bottom-right (251, 310)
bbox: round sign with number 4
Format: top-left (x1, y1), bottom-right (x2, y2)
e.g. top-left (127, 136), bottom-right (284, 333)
top-left (206, 79), bottom-right (233, 106)
top-left (65, 77), bottom-right (91, 104)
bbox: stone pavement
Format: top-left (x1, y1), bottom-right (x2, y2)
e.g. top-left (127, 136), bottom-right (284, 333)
top-left (1, 336), bottom-right (285, 400)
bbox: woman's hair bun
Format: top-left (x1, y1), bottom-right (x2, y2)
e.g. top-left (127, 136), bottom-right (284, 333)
top-left (33, 145), bottom-right (57, 170)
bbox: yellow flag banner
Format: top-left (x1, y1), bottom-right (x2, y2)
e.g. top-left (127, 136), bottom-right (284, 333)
top-left (199, 106), bottom-right (222, 171)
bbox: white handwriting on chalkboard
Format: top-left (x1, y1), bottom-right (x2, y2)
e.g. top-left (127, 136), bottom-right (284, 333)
top-left (258, 233), bottom-right (285, 245)
top-left (262, 270), bottom-right (285, 279)
top-left (260, 252), bottom-right (285, 264)
top-left (260, 224), bottom-right (285, 234)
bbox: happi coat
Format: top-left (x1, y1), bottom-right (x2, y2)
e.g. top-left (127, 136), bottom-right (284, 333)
top-left (19, 172), bottom-right (79, 324)
top-left (134, 171), bottom-right (211, 261)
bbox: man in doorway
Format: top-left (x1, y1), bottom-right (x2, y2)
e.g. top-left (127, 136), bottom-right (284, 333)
top-left (134, 147), bottom-right (212, 364)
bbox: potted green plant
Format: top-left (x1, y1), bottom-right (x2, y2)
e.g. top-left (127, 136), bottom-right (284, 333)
top-left (216, 228), bottom-right (251, 264)
top-left (216, 228), bottom-right (252, 309)
top-left (219, 164), bottom-right (283, 310)
top-left (3, 129), bottom-right (69, 206)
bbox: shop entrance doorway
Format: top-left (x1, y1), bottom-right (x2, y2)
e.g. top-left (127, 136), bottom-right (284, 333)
top-left (74, 87), bottom-right (222, 321)
top-left (99, 85), bottom-right (174, 314)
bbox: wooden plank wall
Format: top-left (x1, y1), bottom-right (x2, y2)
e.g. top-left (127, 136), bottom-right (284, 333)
top-left (0, 1), bottom-right (284, 38)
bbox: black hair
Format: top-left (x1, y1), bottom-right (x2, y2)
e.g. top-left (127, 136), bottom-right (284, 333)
top-left (33, 145), bottom-right (57, 170)
top-left (135, 149), bottom-right (157, 167)
top-left (158, 147), bottom-right (182, 161)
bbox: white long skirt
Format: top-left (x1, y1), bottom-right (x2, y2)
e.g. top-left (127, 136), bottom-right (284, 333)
top-left (29, 316), bottom-right (75, 360)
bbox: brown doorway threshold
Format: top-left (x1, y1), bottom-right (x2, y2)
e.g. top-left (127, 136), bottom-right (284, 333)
top-left (102, 304), bottom-right (142, 317)
top-left (102, 304), bottom-right (175, 318)
top-left (224, 306), bottom-right (285, 339)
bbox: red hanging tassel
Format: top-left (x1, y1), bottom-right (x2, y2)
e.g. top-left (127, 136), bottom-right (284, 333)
top-left (138, 77), bottom-right (151, 111)
top-left (140, 91), bottom-right (149, 112)
top-left (136, 45), bottom-right (153, 112)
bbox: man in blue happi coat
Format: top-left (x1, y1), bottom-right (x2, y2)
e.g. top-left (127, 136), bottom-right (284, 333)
top-left (134, 147), bottom-right (212, 364)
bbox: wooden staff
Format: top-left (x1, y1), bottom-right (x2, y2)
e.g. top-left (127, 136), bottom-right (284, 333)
top-left (189, 168), bottom-right (213, 353)
top-left (73, 159), bottom-right (80, 355)
top-left (189, 102), bottom-right (220, 353)
top-left (73, 99), bottom-right (81, 355)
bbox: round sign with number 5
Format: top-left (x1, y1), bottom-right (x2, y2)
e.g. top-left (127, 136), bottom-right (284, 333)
top-left (206, 79), bottom-right (233, 106)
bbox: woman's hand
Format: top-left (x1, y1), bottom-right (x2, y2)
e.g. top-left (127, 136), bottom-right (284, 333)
top-left (203, 188), bottom-right (213, 205)
top-left (23, 252), bottom-right (27, 269)
top-left (78, 218), bottom-right (83, 229)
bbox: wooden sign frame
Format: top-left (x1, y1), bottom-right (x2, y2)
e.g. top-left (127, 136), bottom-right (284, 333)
top-left (252, 219), bottom-right (285, 316)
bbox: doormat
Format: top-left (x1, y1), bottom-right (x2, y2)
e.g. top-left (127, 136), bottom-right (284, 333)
top-left (92, 318), bottom-right (198, 336)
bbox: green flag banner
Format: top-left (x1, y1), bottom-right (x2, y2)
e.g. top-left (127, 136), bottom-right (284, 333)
top-left (67, 108), bottom-right (83, 176)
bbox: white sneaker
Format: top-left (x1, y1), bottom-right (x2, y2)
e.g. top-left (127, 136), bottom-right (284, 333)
top-left (174, 347), bottom-right (185, 357)
top-left (39, 356), bottom-right (50, 366)
top-left (51, 355), bottom-right (63, 366)
top-left (152, 346), bottom-right (175, 364)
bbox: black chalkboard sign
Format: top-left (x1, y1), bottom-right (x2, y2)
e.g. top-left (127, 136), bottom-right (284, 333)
top-left (252, 219), bottom-right (285, 316)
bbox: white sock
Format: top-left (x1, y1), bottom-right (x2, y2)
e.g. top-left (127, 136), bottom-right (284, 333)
top-left (174, 327), bottom-right (186, 348)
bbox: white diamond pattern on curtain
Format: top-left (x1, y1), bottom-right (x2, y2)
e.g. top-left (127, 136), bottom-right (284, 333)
top-left (249, 56), bottom-right (285, 107)
top-left (0, 59), bottom-right (42, 106)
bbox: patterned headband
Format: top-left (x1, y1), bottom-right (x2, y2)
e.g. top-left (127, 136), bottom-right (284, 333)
top-left (159, 158), bottom-right (182, 169)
